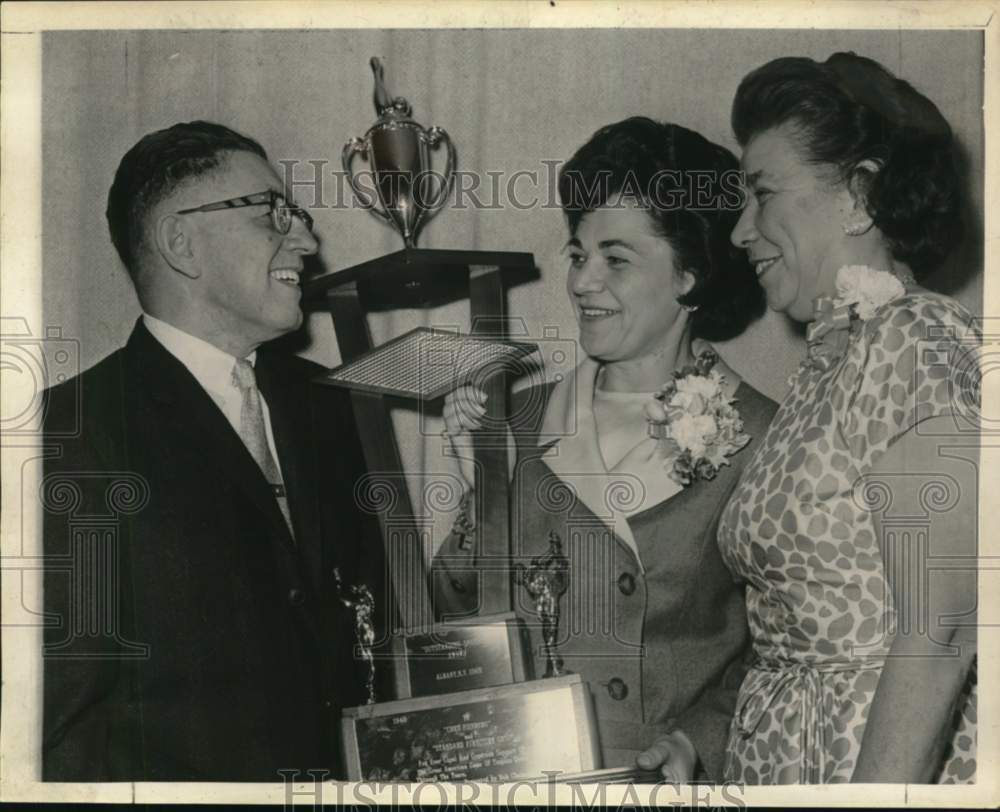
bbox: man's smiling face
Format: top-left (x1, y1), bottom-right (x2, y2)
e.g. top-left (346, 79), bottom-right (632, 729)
top-left (167, 150), bottom-right (318, 352)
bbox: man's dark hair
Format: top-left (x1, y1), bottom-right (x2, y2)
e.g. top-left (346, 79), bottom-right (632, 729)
top-left (106, 120), bottom-right (267, 278)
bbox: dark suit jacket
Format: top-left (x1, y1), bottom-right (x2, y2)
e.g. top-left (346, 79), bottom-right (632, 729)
top-left (434, 376), bottom-right (777, 780)
top-left (41, 320), bottom-right (376, 781)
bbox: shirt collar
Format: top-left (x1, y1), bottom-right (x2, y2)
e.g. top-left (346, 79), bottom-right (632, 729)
top-left (143, 314), bottom-right (256, 396)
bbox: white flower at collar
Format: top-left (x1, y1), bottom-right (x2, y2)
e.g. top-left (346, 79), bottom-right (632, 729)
top-left (834, 265), bottom-right (906, 321)
top-left (670, 390), bottom-right (708, 416)
top-left (671, 413), bottom-right (718, 458)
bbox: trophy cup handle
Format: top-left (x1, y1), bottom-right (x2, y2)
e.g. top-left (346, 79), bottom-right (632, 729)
top-left (342, 136), bottom-right (392, 223)
top-left (421, 125), bottom-right (457, 214)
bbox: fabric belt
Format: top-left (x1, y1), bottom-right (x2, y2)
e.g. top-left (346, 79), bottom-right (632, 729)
top-left (734, 658), bottom-right (883, 783)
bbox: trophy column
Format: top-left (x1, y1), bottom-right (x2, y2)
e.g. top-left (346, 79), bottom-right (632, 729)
top-left (467, 263), bottom-right (515, 616)
top-left (305, 248), bottom-right (536, 629)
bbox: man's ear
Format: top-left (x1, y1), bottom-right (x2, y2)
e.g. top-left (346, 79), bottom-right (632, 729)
top-left (841, 159), bottom-right (880, 237)
top-left (155, 214), bottom-right (201, 279)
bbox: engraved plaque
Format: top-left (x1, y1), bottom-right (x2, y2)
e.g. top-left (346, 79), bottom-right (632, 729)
top-left (395, 612), bottom-right (532, 698)
top-left (341, 674), bottom-right (599, 781)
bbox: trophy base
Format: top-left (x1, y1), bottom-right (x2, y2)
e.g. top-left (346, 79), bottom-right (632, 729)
top-left (340, 674), bottom-right (599, 782)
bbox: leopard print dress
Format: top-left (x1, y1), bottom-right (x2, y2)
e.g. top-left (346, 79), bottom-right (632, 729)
top-left (718, 291), bottom-right (979, 784)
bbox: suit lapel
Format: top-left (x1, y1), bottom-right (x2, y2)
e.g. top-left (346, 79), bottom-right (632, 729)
top-left (536, 359), bottom-right (646, 570)
top-left (531, 359), bottom-right (693, 574)
top-left (126, 322), bottom-right (295, 549)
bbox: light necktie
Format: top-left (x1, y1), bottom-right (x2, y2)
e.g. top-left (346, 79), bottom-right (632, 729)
top-left (231, 358), bottom-right (295, 539)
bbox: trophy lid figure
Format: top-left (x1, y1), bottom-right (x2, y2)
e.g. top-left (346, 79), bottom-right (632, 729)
top-left (515, 531), bottom-right (570, 678)
top-left (370, 56), bottom-right (412, 118)
top-left (334, 568), bottom-right (377, 705)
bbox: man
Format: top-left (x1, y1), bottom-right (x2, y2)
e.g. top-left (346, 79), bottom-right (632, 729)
top-left (42, 121), bottom-right (374, 781)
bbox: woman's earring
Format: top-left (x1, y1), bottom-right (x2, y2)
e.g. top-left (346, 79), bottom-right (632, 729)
top-left (679, 302), bottom-right (698, 313)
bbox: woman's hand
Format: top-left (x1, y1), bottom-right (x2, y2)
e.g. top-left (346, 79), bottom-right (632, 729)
top-left (636, 730), bottom-right (698, 783)
top-left (442, 385), bottom-right (487, 488)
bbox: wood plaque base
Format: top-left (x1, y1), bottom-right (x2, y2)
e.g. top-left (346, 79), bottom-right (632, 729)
top-left (340, 674), bottom-right (599, 782)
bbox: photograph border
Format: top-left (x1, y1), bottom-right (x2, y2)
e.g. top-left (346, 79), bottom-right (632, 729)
top-left (1, 1), bottom-right (997, 807)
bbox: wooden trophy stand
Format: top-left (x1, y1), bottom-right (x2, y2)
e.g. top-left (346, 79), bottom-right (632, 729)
top-left (306, 248), bottom-right (536, 631)
top-left (306, 249), bottom-right (601, 782)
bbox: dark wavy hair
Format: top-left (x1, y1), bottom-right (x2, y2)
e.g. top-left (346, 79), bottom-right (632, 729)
top-left (558, 117), bottom-right (765, 342)
top-left (107, 120), bottom-right (267, 279)
top-left (731, 52), bottom-right (962, 280)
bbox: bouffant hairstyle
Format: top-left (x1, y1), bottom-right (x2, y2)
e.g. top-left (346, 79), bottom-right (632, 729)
top-left (731, 52), bottom-right (962, 279)
top-left (558, 117), bottom-right (765, 342)
top-left (107, 121), bottom-right (267, 279)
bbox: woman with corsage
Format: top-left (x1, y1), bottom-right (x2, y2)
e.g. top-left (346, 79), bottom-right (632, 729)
top-left (710, 52), bottom-right (979, 784)
top-left (433, 117), bottom-right (778, 780)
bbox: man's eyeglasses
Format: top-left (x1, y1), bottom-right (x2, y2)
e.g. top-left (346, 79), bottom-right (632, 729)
top-left (176, 190), bottom-right (314, 234)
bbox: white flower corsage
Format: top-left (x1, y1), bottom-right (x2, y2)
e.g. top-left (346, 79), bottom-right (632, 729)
top-left (833, 265), bottom-right (907, 320)
top-left (644, 349), bottom-right (750, 486)
top-left (802, 265), bottom-right (910, 374)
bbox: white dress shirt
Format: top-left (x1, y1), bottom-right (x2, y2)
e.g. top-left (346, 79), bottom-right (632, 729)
top-left (143, 314), bottom-right (284, 477)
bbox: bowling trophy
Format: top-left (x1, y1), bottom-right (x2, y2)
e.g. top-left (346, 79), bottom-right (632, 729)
top-left (343, 57), bottom-right (456, 248)
top-left (314, 58), bottom-right (599, 783)
top-left (515, 532), bottom-right (571, 678)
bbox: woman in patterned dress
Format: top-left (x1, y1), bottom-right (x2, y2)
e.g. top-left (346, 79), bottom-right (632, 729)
top-left (709, 52), bottom-right (979, 783)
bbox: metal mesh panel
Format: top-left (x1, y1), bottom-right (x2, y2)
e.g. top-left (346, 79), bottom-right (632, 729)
top-left (320, 327), bottom-right (536, 400)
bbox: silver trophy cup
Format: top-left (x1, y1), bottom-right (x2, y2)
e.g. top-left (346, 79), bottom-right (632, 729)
top-left (343, 57), bottom-right (456, 248)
